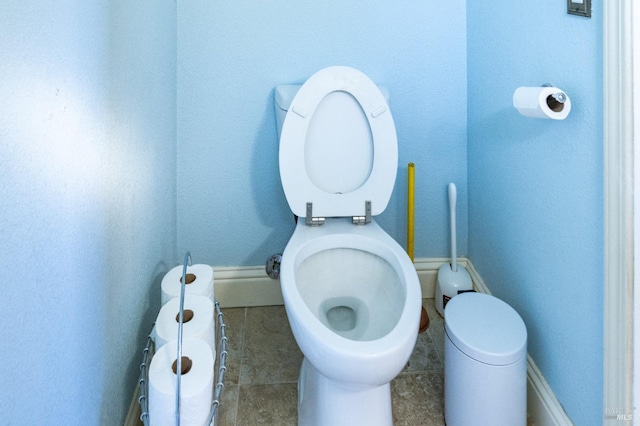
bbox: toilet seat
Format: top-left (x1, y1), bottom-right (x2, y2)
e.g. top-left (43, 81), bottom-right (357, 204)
top-left (279, 66), bottom-right (398, 219)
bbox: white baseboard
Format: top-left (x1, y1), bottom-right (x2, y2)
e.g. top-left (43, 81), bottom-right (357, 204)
top-left (213, 265), bottom-right (284, 307)
top-left (126, 259), bottom-right (572, 425)
top-left (213, 257), bottom-right (449, 308)
top-left (525, 355), bottom-right (574, 426)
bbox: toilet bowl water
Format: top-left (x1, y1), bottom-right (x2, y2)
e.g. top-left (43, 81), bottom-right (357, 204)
top-left (321, 297), bottom-right (366, 338)
top-left (295, 246), bottom-right (403, 342)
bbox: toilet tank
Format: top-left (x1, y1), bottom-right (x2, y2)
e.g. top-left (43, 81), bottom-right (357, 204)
top-left (273, 84), bottom-right (390, 139)
top-left (274, 85), bottom-right (301, 138)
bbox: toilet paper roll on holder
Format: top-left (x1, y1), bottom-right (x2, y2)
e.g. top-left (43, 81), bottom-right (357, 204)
top-left (513, 84), bottom-right (571, 120)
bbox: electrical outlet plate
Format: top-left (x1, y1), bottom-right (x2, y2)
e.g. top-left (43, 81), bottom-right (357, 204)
top-left (567, 0), bottom-right (591, 18)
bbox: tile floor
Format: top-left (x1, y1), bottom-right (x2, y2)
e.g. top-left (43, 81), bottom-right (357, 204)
top-left (217, 298), bottom-right (445, 426)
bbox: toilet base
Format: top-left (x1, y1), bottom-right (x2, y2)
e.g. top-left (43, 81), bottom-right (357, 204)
top-left (297, 358), bottom-right (393, 426)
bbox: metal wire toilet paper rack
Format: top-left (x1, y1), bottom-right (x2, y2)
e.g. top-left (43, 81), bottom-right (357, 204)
top-left (137, 252), bottom-right (228, 425)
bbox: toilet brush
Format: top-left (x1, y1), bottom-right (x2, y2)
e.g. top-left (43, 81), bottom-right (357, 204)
top-left (435, 183), bottom-right (473, 316)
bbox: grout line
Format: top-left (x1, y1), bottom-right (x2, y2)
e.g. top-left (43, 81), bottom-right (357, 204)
top-left (236, 307), bottom-right (249, 426)
top-left (230, 307), bottom-right (248, 426)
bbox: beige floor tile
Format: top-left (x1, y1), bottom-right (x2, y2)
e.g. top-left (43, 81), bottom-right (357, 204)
top-left (424, 299), bottom-right (445, 363)
top-left (239, 306), bottom-right (303, 384)
top-left (236, 383), bottom-right (298, 425)
top-left (220, 307), bottom-right (246, 385)
top-left (391, 372), bottom-right (445, 426)
top-left (403, 328), bottom-right (443, 373)
top-left (216, 383), bottom-right (239, 426)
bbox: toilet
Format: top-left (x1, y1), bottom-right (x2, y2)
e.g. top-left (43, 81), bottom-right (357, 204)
top-left (275, 66), bottom-right (422, 425)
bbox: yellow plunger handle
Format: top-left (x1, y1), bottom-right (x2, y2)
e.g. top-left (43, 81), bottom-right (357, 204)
top-left (407, 163), bottom-right (415, 262)
top-left (407, 162), bottom-right (428, 332)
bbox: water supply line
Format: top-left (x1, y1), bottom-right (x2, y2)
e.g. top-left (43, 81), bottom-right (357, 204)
top-left (265, 254), bottom-right (282, 279)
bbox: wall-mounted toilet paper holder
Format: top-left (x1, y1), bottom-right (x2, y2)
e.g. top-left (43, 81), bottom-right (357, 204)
top-left (542, 84), bottom-right (567, 110)
top-left (513, 84), bottom-right (571, 120)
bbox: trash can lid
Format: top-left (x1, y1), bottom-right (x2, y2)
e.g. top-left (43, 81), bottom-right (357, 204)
top-left (445, 292), bottom-right (527, 365)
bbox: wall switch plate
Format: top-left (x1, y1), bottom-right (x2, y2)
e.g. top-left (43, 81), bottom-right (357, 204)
top-left (567, 0), bottom-right (591, 17)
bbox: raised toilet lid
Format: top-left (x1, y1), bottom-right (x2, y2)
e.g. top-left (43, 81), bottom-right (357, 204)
top-left (278, 66), bottom-right (398, 219)
top-left (445, 292), bottom-right (527, 365)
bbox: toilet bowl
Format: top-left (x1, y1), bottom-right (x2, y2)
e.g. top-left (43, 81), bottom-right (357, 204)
top-left (275, 66), bottom-right (422, 425)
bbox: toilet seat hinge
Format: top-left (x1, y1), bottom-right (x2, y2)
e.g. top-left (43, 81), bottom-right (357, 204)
top-left (305, 202), bottom-right (325, 226)
top-left (352, 201), bottom-right (372, 226)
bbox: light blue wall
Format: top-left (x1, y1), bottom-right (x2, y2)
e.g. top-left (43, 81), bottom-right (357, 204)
top-left (0, 1), bottom-right (176, 423)
top-left (467, 2), bottom-right (603, 424)
top-left (0, 1), bottom-right (605, 423)
top-left (177, 1), bottom-right (468, 266)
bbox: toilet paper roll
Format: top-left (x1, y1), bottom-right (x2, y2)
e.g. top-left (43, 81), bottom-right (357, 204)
top-left (149, 338), bottom-right (214, 426)
top-left (513, 86), bottom-right (571, 120)
top-left (155, 295), bottom-right (216, 354)
top-left (161, 264), bottom-right (214, 306)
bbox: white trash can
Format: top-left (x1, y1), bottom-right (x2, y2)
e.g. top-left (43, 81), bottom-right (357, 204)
top-left (444, 292), bottom-right (527, 426)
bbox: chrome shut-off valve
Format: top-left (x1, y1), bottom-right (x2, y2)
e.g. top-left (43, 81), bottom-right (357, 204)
top-left (265, 254), bottom-right (282, 279)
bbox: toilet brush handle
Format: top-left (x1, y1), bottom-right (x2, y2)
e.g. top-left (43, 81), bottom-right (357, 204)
top-left (448, 183), bottom-right (458, 273)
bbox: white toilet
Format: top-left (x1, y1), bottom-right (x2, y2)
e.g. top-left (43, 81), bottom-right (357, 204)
top-left (275, 66), bottom-right (422, 425)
